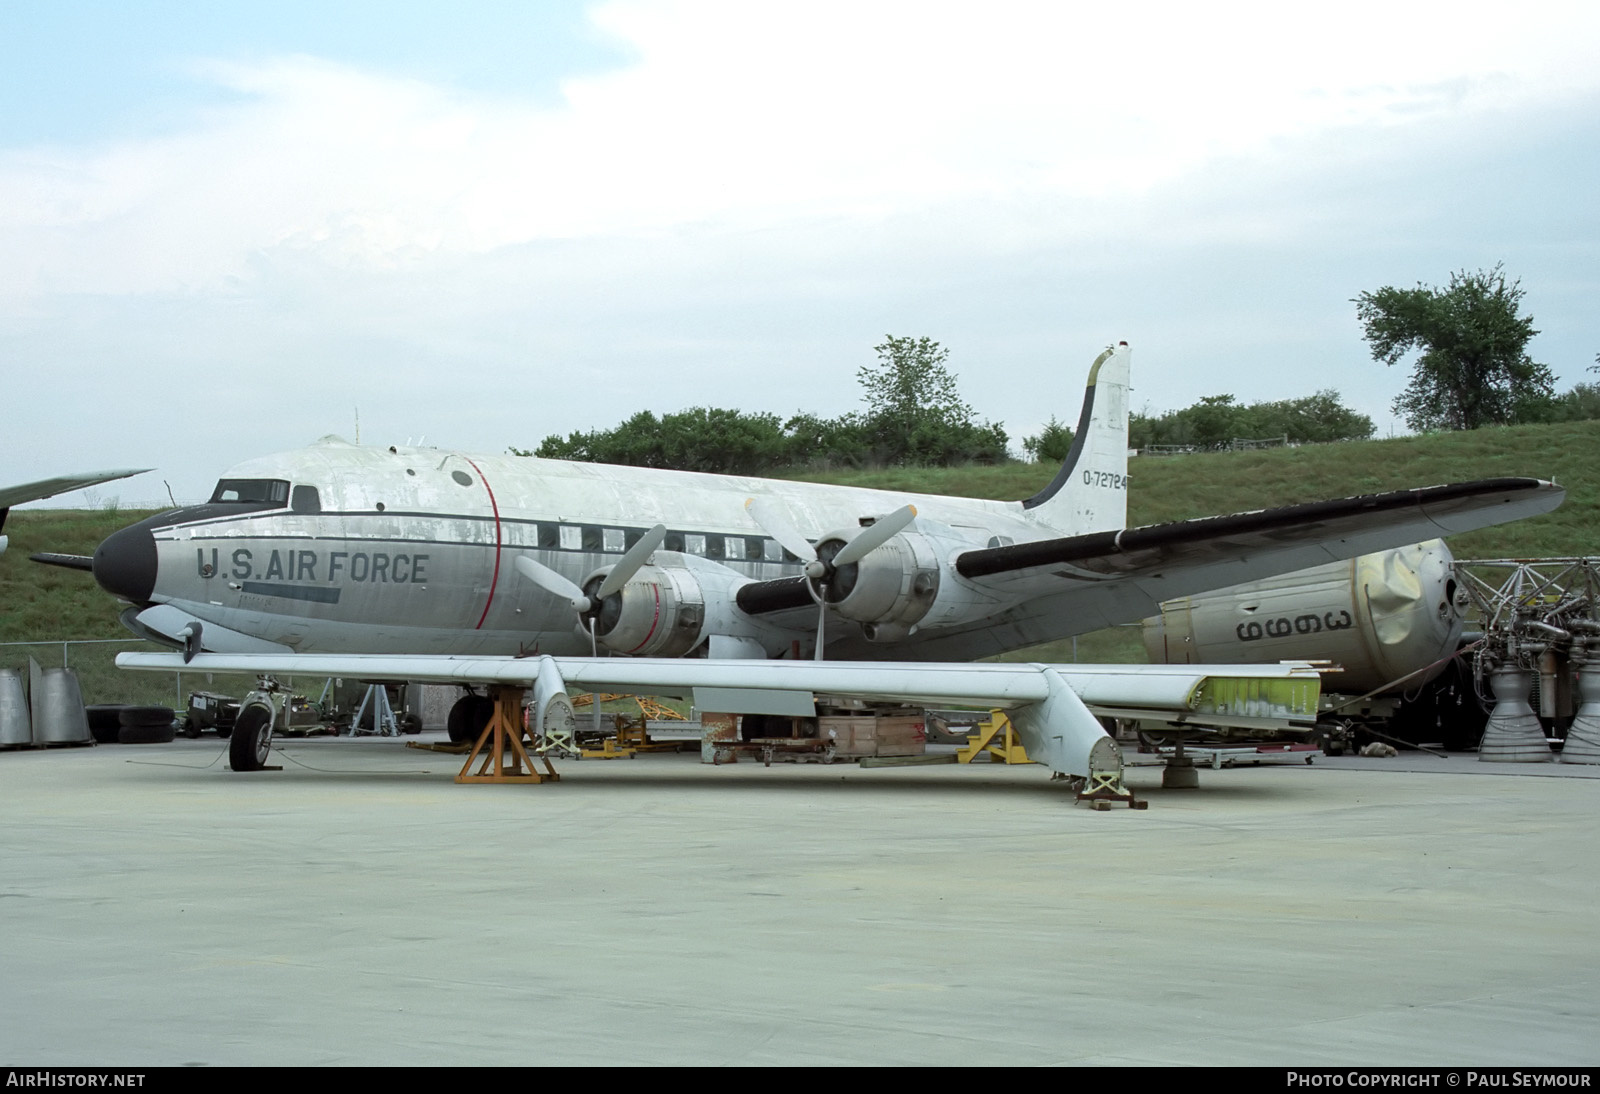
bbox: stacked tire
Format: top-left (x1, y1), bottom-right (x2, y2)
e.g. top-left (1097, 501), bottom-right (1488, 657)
top-left (85, 705), bottom-right (125, 744)
top-left (117, 705), bottom-right (176, 744)
top-left (87, 705), bottom-right (177, 744)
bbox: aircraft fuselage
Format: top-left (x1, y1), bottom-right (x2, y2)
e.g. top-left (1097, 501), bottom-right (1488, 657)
top-left (96, 438), bottom-right (1061, 659)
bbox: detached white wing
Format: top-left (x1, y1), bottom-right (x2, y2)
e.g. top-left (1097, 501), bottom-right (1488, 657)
top-left (117, 650), bottom-right (1323, 781)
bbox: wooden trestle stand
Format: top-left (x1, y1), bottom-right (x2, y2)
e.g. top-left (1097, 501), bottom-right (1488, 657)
top-left (456, 686), bottom-right (561, 785)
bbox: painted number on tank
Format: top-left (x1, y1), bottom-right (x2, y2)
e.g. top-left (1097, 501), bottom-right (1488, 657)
top-left (1236, 611), bottom-right (1354, 641)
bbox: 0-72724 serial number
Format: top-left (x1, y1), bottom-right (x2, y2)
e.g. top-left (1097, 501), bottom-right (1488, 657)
top-left (1083, 470), bottom-right (1128, 490)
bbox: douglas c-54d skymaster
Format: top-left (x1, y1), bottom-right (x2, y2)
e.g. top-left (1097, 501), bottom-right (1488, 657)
top-left (43, 343), bottom-right (1563, 793)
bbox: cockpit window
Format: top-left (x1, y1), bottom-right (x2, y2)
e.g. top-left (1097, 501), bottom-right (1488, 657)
top-left (209, 479), bottom-right (290, 506)
top-left (291, 485), bottom-right (322, 514)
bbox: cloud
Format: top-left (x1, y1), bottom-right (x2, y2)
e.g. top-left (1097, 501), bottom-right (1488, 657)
top-left (4, 0), bottom-right (1598, 302)
top-left (2, 1), bottom-right (1597, 500)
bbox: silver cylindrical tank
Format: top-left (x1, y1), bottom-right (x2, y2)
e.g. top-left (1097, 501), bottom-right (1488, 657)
top-left (34, 667), bottom-right (91, 745)
top-left (1142, 540), bottom-right (1464, 695)
top-left (0, 669), bottom-right (31, 746)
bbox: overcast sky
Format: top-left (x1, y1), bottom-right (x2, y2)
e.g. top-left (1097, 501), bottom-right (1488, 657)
top-left (4, 0), bottom-right (1597, 509)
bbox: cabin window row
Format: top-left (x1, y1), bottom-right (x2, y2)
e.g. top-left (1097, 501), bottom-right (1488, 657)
top-left (206, 480), bottom-right (800, 563)
top-left (537, 523), bottom-right (798, 563)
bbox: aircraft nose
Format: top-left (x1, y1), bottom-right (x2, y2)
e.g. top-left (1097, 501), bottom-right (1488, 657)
top-left (93, 519), bottom-right (158, 604)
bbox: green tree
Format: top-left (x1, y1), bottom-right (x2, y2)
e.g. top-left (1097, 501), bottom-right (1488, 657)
top-left (517, 335), bottom-right (1008, 472)
top-left (1247, 391), bottom-right (1375, 444)
top-left (856, 336), bottom-right (1008, 465)
top-left (1127, 391), bottom-right (1372, 451)
top-left (1531, 382), bottom-right (1600, 425)
top-left (1354, 264), bottom-right (1554, 431)
top-left (522, 408), bottom-right (790, 475)
top-left (783, 411), bottom-right (871, 469)
top-left (1023, 416), bottom-right (1074, 462)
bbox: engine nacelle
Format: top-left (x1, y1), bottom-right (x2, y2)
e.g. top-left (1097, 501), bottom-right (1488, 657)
top-left (817, 529), bottom-right (941, 633)
top-left (581, 557), bottom-right (708, 658)
top-left (579, 551), bottom-right (792, 658)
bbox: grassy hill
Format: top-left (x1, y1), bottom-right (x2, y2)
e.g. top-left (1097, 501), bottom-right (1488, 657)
top-left (789, 419), bottom-right (1597, 663)
top-left (786, 418), bottom-right (1597, 558)
top-left (2, 418), bottom-right (1593, 701)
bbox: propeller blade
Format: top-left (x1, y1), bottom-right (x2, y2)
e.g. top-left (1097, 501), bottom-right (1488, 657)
top-left (28, 552), bottom-right (94, 572)
top-left (596, 523), bottom-right (667, 600)
top-left (833, 504), bottom-right (917, 568)
top-left (814, 581), bottom-right (828, 661)
top-left (589, 620), bottom-right (601, 727)
top-left (745, 498), bottom-right (818, 564)
top-left (514, 555), bottom-right (590, 613)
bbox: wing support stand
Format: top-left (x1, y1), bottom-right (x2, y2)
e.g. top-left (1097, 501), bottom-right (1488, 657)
top-left (1074, 762), bottom-right (1148, 810)
top-left (1010, 668), bottom-right (1145, 810)
top-left (456, 686), bottom-right (560, 785)
top-left (456, 657), bottom-right (575, 785)
top-left (350, 684), bottom-right (398, 737)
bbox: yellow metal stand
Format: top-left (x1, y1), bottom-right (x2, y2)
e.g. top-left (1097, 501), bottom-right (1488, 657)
top-left (580, 720), bottom-right (637, 760)
top-left (456, 686), bottom-right (561, 785)
top-left (572, 693), bottom-right (686, 722)
top-left (632, 697), bottom-right (685, 722)
top-left (957, 711), bottom-right (1033, 764)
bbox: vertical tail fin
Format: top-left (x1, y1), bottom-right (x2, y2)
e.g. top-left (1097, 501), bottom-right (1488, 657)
top-left (1020, 341), bottom-right (1131, 533)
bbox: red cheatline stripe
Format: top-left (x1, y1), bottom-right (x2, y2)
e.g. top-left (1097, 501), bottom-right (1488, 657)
top-left (625, 583), bottom-right (662, 654)
top-left (465, 457), bottom-right (501, 630)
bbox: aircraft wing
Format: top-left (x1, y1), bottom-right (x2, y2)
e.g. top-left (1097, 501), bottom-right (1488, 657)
top-left (886, 476), bottom-right (1562, 658)
top-left (116, 650), bottom-right (1324, 780)
top-left (734, 478), bottom-right (1564, 658)
top-left (0, 469), bottom-right (152, 511)
top-left (0, 468), bottom-right (151, 555)
top-left (116, 650), bottom-right (1315, 723)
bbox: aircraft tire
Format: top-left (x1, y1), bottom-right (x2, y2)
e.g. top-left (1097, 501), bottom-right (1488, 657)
top-left (118, 721), bottom-right (176, 745)
top-left (230, 702), bottom-right (274, 772)
top-left (447, 695), bottom-right (495, 743)
top-left (86, 704), bottom-right (128, 744)
top-left (118, 705), bottom-right (174, 727)
top-left (400, 712), bottom-right (423, 735)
